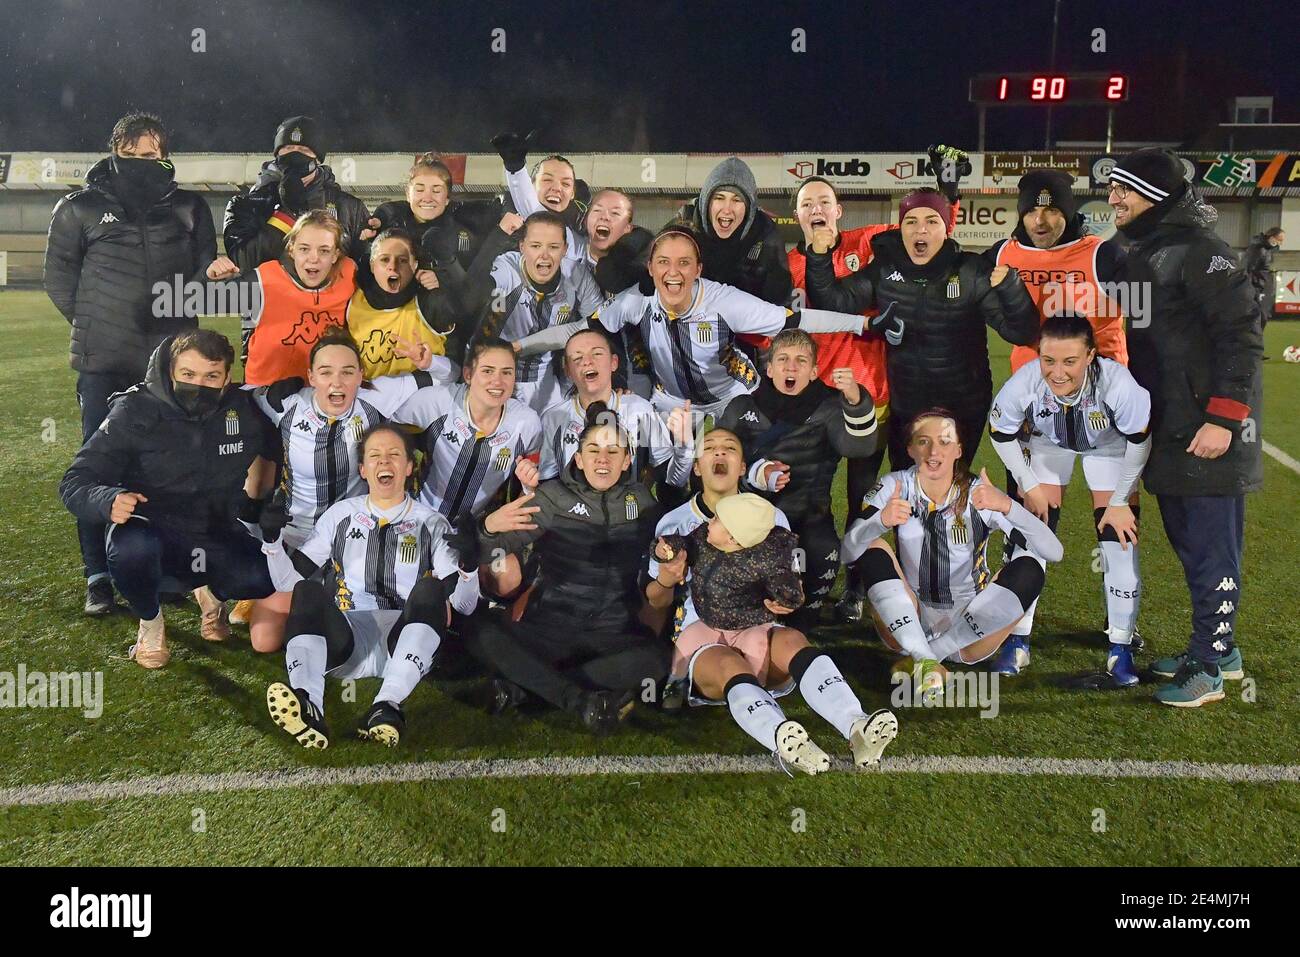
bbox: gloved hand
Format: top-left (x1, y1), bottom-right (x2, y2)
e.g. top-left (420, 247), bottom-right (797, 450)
top-left (928, 144), bottom-right (972, 203)
top-left (869, 301), bottom-right (905, 346)
top-left (445, 523), bottom-right (481, 571)
top-left (258, 488), bottom-right (291, 544)
top-left (262, 376), bottom-right (305, 413)
top-left (276, 152), bottom-right (321, 212)
top-left (491, 130), bottom-right (537, 174)
top-left (420, 222), bottom-right (462, 269)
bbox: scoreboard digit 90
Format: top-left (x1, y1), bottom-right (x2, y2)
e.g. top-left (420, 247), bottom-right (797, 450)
top-left (969, 73), bottom-right (1129, 105)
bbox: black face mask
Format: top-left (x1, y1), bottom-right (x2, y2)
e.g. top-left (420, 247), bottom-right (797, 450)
top-left (276, 151), bottom-right (319, 179)
top-left (110, 156), bottom-right (175, 212)
top-left (276, 152), bottom-right (321, 210)
top-left (173, 381), bottom-right (224, 417)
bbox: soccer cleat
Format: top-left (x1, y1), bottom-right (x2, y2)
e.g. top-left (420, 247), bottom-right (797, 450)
top-left (579, 691), bottom-right (620, 736)
top-left (357, 700), bottom-right (405, 747)
top-left (660, 676), bottom-right (687, 712)
top-left (193, 586), bottom-right (230, 642)
top-left (1106, 643), bottom-right (1141, 688)
top-left (775, 720), bottom-right (831, 776)
top-left (84, 579), bottom-right (115, 617)
top-left (849, 710), bottom-right (899, 768)
top-left (129, 614), bottom-right (170, 669)
top-left (834, 590), bottom-right (865, 624)
top-left (267, 682), bottom-right (329, 748)
top-left (1152, 646), bottom-right (1243, 681)
top-left (487, 678), bottom-right (529, 716)
top-left (1153, 660), bottom-right (1225, 708)
top-left (228, 599), bottom-right (256, 626)
top-left (991, 636), bottom-right (1031, 676)
top-left (891, 657), bottom-right (947, 703)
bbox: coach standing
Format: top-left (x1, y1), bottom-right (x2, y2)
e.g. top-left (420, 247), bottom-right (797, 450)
top-left (1108, 149), bottom-right (1263, 708)
top-left (44, 112), bottom-right (232, 617)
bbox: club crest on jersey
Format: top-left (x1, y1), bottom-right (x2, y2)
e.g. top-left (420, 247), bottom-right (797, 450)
top-left (399, 534), bottom-right (418, 564)
top-left (349, 415), bottom-right (364, 442)
top-left (950, 514), bottom-right (969, 545)
top-left (493, 446), bottom-right (512, 472)
top-left (845, 253), bottom-right (861, 272)
top-left (326, 203), bottom-right (338, 220)
top-left (625, 493), bottom-right (639, 521)
top-left (695, 321), bottom-right (715, 345)
top-left (458, 230), bottom-right (470, 252)
top-left (1088, 410), bottom-right (1109, 430)
top-left (946, 276), bottom-right (960, 299)
top-left (1022, 446), bottom-right (1031, 465)
top-left (225, 409), bottom-right (240, 436)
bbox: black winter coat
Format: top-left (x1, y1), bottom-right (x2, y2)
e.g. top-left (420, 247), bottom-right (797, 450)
top-left (44, 159), bottom-right (217, 378)
top-left (1116, 188), bottom-right (1263, 496)
top-left (222, 162), bottom-right (370, 271)
top-left (368, 197), bottom-right (504, 272)
top-left (804, 230), bottom-right (1039, 419)
top-left (60, 337), bottom-right (276, 537)
top-left (1241, 233), bottom-right (1278, 304)
top-left (680, 202), bottom-right (793, 306)
top-left (478, 465), bottom-right (660, 632)
top-left (719, 379), bottom-right (879, 522)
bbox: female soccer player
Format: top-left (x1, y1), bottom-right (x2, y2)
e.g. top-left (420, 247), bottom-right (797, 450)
top-left (261, 423), bottom-right (480, 748)
top-left (987, 313), bottom-right (1152, 685)
top-left (843, 409), bottom-right (1064, 687)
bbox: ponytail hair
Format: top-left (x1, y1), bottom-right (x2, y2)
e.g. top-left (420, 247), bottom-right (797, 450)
top-left (578, 399), bottom-right (630, 448)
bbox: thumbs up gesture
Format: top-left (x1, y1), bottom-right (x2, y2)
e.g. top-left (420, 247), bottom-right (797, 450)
top-left (970, 467), bottom-right (1013, 514)
top-left (881, 482), bottom-right (912, 528)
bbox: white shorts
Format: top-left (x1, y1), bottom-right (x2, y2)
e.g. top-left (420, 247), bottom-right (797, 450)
top-left (1026, 434), bottom-right (1125, 491)
top-left (513, 366), bottom-right (565, 415)
top-left (327, 609), bottom-right (401, 681)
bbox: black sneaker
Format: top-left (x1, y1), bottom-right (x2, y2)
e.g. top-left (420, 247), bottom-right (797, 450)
top-left (488, 678), bottom-right (529, 716)
top-left (661, 677), bottom-right (687, 712)
top-left (266, 683), bottom-right (329, 749)
top-left (84, 579), bottom-right (115, 617)
top-left (579, 691), bottom-right (620, 736)
top-left (357, 700), bottom-right (405, 747)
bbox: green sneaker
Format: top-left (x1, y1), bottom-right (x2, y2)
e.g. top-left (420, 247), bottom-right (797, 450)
top-left (1154, 659), bottom-right (1225, 708)
top-left (1152, 645), bottom-right (1243, 680)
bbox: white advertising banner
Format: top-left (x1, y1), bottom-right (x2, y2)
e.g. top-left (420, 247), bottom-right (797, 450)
top-left (950, 195), bottom-right (1019, 247)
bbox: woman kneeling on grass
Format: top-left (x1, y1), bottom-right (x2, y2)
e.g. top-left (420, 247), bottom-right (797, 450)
top-left (655, 493), bottom-right (898, 776)
top-left (842, 409), bottom-right (1063, 695)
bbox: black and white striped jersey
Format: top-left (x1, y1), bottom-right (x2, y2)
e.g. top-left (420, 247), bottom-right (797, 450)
top-left (538, 390), bottom-right (674, 481)
top-left (403, 384), bottom-right (543, 528)
top-left (505, 167), bottom-right (588, 271)
top-left (297, 494), bottom-right (463, 612)
top-left (989, 356), bottom-right (1151, 453)
top-left (595, 278), bottom-right (790, 412)
top-left (251, 376), bottom-right (440, 537)
top-left (487, 252), bottom-right (604, 384)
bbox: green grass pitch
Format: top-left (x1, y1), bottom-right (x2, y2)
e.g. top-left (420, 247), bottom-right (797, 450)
top-left (0, 289), bottom-right (1297, 866)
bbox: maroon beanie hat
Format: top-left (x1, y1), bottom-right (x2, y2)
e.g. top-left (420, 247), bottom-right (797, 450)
top-left (898, 190), bottom-right (952, 228)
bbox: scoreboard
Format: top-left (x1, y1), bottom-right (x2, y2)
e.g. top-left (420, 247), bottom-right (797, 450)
top-left (970, 73), bottom-right (1129, 105)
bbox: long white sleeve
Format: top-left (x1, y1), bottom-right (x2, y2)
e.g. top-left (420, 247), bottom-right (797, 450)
top-left (796, 308), bottom-right (867, 335)
top-left (1109, 436), bottom-right (1151, 506)
top-left (990, 435), bottom-right (1039, 493)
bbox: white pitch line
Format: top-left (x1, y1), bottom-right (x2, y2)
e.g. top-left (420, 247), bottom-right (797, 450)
top-left (1263, 440), bottom-right (1300, 478)
top-left (1, 753), bottom-right (1297, 808)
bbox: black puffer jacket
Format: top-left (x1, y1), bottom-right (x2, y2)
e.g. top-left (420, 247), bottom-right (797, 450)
top-left (60, 336), bottom-right (276, 537)
top-left (804, 230), bottom-right (1039, 417)
top-left (478, 464), bottom-right (660, 631)
top-left (1241, 233), bottom-right (1278, 305)
top-left (1116, 186), bottom-right (1262, 496)
top-left (719, 378), bottom-right (879, 522)
top-left (368, 197), bottom-right (504, 271)
top-left (43, 159), bottom-right (216, 378)
top-left (222, 162), bottom-right (370, 271)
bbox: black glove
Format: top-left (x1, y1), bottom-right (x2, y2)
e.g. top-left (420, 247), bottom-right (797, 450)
top-left (263, 376), bottom-right (304, 413)
top-left (868, 301), bottom-right (905, 346)
top-left (420, 222), bottom-right (462, 269)
top-left (258, 489), bottom-right (291, 544)
top-left (491, 130), bottom-right (537, 174)
top-left (445, 523), bottom-right (481, 571)
top-left (275, 152), bottom-right (321, 213)
top-left (928, 144), bottom-right (972, 203)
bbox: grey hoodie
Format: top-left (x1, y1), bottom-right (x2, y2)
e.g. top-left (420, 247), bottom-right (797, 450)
top-left (698, 157), bottom-right (759, 239)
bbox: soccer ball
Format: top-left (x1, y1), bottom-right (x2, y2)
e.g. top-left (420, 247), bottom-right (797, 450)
top-left (1283, 345), bottom-right (1300, 363)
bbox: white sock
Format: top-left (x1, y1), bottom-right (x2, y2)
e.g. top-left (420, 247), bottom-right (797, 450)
top-left (865, 579), bottom-right (935, 660)
top-left (376, 622), bottom-right (441, 706)
top-left (929, 582), bottom-right (1027, 663)
top-left (1100, 540), bottom-right (1140, 643)
top-left (725, 679), bottom-right (786, 751)
top-left (286, 634), bottom-right (327, 713)
top-left (796, 654), bottom-right (866, 739)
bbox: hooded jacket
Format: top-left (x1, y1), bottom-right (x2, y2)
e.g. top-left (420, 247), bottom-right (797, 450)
top-left (1241, 233), bottom-right (1278, 302)
top-left (477, 463), bottom-right (661, 631)
top-left (44, 158), bottom-right (217, 378)
top-left (60, 337), bottom-right (276, 536)
top-left (1115, 186), bottom-right (1262, 496)
top-left (680, 157), bottom-right (792, 306)
top-left (222, 161), bottom-right (370, 272)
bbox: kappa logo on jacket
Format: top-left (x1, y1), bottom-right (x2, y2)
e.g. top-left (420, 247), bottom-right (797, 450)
top-left (100, 212), bottom-right (119, 225)
top-left (741, 410), bottom-right (760, 423)
top-left (885, 270), bottom-right (904, 281)
top-left (1206, 255), bottom-right (1234, 274)
top-left (568, 502), bottom-right (591, 517)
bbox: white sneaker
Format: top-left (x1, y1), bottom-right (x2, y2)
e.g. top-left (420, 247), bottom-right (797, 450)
top-left (849, 710), bottom-right (899, 768)
top-left (775, 720), bottom-right (831, 776)
top-left (130, 613), bottom-right (170, 669)
top-left (193, 586), bottom-right (230, 642)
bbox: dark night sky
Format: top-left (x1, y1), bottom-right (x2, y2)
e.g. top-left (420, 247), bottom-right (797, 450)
top-left (0, 0), bottom-right (1296, 155)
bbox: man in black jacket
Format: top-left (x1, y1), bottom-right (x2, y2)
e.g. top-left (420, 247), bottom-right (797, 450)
top-left (44, 112), bottom-right (227, 616)
top-left (1108, 149), bottom-right (1263, 707)
top-left (221, 116), bottom-right (376, 272)
top-left (1242, 227), bottom-right (1284, 331)
top-left (60, 331), bottom-right (278, 670)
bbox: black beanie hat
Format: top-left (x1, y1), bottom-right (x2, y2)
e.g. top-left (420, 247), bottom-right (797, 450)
top-left (273, 116), bottom-right (325, 163)
top-left (1017, 169), bottom-right (1078, 220)
top-left (1109, 148), bottom-right (1186, 203)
